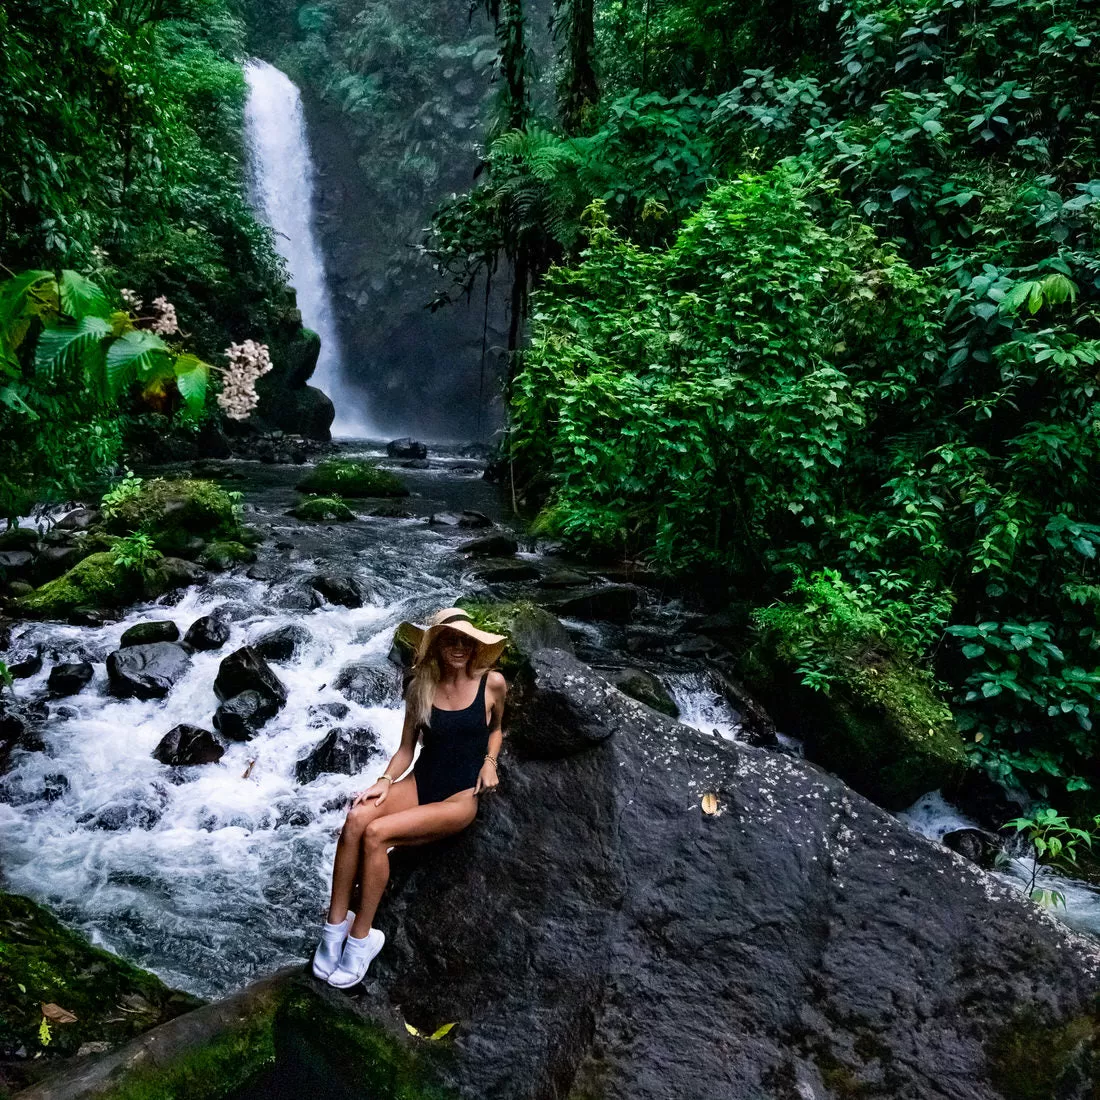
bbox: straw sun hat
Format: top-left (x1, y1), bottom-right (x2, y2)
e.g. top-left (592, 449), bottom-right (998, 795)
top-left (404, 607), bottom-right (508, 668)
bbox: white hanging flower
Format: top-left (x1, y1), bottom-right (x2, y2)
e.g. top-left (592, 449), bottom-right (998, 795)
top-left (216, 339), bottom-right (274, 420)
top-left (120, 288), bottom-right (143, 312)
top-left (150, 295), bottom-right (179, 336)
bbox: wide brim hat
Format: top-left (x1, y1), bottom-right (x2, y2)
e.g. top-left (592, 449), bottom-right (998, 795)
top-left (402, 607), bottom-right (507, 668)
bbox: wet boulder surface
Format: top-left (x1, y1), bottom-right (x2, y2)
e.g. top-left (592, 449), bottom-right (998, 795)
top-left (335, 649), bottom-right (1100, 1100)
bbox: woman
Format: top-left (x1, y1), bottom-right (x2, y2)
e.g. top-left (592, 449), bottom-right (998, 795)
top-left (312, 607), bottom-right (508, 987)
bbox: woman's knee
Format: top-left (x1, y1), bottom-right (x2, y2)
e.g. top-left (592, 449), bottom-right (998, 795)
top-left (362, 818), bottom-right (390, 850)
top-left (342, 804), bottom-right (375, 839)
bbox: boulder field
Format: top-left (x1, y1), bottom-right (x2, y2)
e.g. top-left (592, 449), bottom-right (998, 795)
top-left (19, 648), bottom-right (1100, 1100)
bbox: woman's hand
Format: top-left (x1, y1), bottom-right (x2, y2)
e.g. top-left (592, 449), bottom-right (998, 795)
top-left (351, 779), bottom-right (391, 808)
top-left (474, 759), bottom-right (498, 796)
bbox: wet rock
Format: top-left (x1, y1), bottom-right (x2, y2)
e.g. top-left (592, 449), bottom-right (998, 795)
top-left (183, 612), bottom-right (231, 651)
top-left (537, 567), bottom-right (590, 588)
top-left (254, 624), bottom-right (312, 661)
top-left (33, 545), bottom-right (82, 583)
top-left (120, 620), bottom-right (180, 648)
top-left (386, 437), bottom-right (428, 460)
top-left (275, 802), bottom-right (315, 828)
top-left (943, 827), bottom-right (1001, 869)
top-left (0, 527), bottom-right (41, 551)
top-left (397, 458), bottom-right (430, 469)
top-left (429, 510), bottom-right (492, 529)
top-left (106, 642), bottom-right (192, 701)
top-left (81, 800), bottom-right (163, 831)
top-left (8, 646), bottom-right (43, 679)
top-left (213, 691), bottom-right (270, 741)
top-left (200, 541), bottom-right (257, 572)
top-left (544, 584), bottom-right (639, 623)
top-left (624, 624), bottom-right (671, 654)
top-left (47, 661), bottom-right (94, 697)
top-left (0, 697), bottom-right (44, 758)
top-left (55, 506), bottom-right (98, 530)
top-left (308, 701), bottom-right (351, 727)
top-left (309, 573), bottom-right (362, 609)
top-left (6, 580), bottom-right (34, 598)
top-left (473, 559), bottom-right (541, 583)
top-left (611, 668), bottom-right (678, 718)
top-left (0, 550), bottom-right (34, 581)
top-left (158, 557), bottom-right (208, 590)
top-left (672, 633), bottom-right (717, 657)
top-left (458, 441), bottom-right (492, 458)
top-left (153, 724), bottom-right (226, 766)
top-left (212, 647), bottom-right (287, 737)
top-left (295, 725), bottom-right (382, 784)
top-left (333, 663), bottom-right (400, 707)
top-left (366, 504), bottom-right (414, 518)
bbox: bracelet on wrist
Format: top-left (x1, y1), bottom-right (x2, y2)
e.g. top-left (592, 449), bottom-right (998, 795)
top-left (484, 754), bottom-right (498, 768)
top-left (378, 774), bottom-right (394, 784)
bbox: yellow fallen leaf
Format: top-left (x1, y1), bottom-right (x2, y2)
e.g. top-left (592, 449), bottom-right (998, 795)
top-left (429, 1022), bottom-right (456, 1040)
top-left (701, 792), bottom-right (718, 816)
top-left (41, 1003), bottom-right (77, 1025)
top-left (404, 1021), bottom-right (420, 1037)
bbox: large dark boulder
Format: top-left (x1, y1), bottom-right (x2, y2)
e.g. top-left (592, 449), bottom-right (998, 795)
top-left (386, 437), bottom-right (427, 460)
top-left (183, 612), bottom-right (231, 652)
top-left (106, 643), bottom-right (192, 701)
top-left (213, 691), bottom-right (270, 741)
top-left (47, 661), bottom-right (94, 697)
top-left (326, 648), bottom-right (1100, 1100)
top-left (294, 725), bottom-right (382, 784)
top-left (213, 646), bottom-right (287, 707)
top-left (309, 574), bottom-right (363, 609)
top-left (153, 724), bottom-right (226, 766)
top-left (120, 620), bottom-right (180, 648)
top-left (544, 583), bottom-right (639, 623)
top-left (254, 624), bottom-right (312, 662)
top-left (458, 533), bottom-right (519, 557)
top-left (333, 663), bottom-right (400, 707)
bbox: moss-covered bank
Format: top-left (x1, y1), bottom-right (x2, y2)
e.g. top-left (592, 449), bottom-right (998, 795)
top-left (296, 461), bottom-right (408, 499)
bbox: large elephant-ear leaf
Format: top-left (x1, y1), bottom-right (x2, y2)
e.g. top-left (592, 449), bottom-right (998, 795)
top-left (173, 353), bottom-right (210, 418)
top-left (59, 270), bottom-right (110, 321)
top-left (35, 316), bottom-right (112, 381)
top-left (105, 330), bottom-right (171, 397)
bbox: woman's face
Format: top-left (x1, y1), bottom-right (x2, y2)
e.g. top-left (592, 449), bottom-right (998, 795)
top-left (437, 628), bottom-right (477, 670)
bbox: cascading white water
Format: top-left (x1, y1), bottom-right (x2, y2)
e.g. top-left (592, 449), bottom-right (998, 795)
top-left (243, 60), bottom-right (374, 439)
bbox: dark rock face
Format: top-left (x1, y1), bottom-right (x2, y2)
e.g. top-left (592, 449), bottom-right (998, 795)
top-left (294, 725), bottom-right (382, 784)
top-left (428, 510), bottom-right (491, 529)
top-left (334, 649), bottom-right (1100, 1100)
top-left (120, 620), bottom-right (180, 648)
top-left (254, 624), bottom-right (312, 662)
top-left (158, 557), bottom-right (208, 590)
top-left (611, 667), bottom-right (678, 717)
top-left (153, 724), bottom-right (225, 766)
top-left (212, 647), bottom-right (287, 738)
top-left (333, 663), bottom-right (400, 707)
top-left (309, 574), bottom-right (363, 609)
top-left (8, 646), bottom-right (43, 679)
top-left (473, 559), bottom-right (541, 583)
top-left (943, 827), bottom-right (1002, 869)
top-left (458, 533), bottom-right (519, 557)
top-left (544, 584), bottom-right (639, 623)
top-left (106, 643), bottom-right (192, 700)
top-left (386, 437), bottom-right (428, 460)
top-left (47, 661), bottom-right (94, 697)
top-left (183, 612), bottom-right (231, 652)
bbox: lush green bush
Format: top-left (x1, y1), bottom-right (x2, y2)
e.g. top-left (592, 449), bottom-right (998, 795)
top-left (296, 459), bottom-right (409, 498)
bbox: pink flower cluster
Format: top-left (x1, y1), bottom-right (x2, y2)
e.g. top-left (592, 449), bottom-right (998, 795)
top-left (216, 339), bottom-right (274, 420)
top-left (150, 295), bottom-right (179, 336)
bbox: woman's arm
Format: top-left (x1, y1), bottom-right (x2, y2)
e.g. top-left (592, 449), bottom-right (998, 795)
top-left (351, 697), bottom-right (421, 807)
top-left (474, 670), bottom-right (507, 795)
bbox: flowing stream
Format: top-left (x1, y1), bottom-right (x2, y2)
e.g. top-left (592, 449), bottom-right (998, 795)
top-left (243, 60), bottom-right (375, 439)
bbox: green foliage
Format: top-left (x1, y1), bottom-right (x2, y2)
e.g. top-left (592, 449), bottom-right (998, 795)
top-left (1003, 807), bottom-right (1100, 906)
top-left (102, 476), bottom-right (244, 551)
top-left (292, 495), bottom-right (356, 521)
top-left (296, 460), bottom-right (409, 498)
top-left (109, 532), bottom-right (163, 577)
top-left (101, 473), bottom-right (147, 522)
top-left (0, 662), bottom-right (13, 695)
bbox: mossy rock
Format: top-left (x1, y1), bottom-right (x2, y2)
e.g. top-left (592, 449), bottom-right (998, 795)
top-left (12, 552), bottom-right (144, 619)
top-left (296, 460), bottom-right (408, 499)
top-left (0, 892), bottom-right (201, 1086)
top-left (198, 541), bottom-right (258, 571)
top-left (290, 496), bottom-right (356, 522)
top-left (742, 606), bottom-right (967, 810)
top-left (104, 478), bottom-right (243, 554)
top-left (986, 1009), bottom-right (1097, 1100)
top-left (454, 599), bottom-right (574, 680)
top-left (0, 527), bottom-right (41, 552)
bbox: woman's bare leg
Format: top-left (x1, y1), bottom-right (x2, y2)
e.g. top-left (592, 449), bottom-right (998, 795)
top-left (326, 777), bottom-right (419, 923)
top-left (348, 790), bottom-right (478, 939)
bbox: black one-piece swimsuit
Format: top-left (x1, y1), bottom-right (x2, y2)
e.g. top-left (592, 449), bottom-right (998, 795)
top-left (412, 672), bottom-right (492, 805)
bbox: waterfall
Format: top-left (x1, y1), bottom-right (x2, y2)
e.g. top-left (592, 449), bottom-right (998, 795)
top-left (243, 60), bottom-right (373, 439)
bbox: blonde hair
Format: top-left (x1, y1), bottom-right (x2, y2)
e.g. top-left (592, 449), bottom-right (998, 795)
top-left (406, 632), bottom-right (493, 731)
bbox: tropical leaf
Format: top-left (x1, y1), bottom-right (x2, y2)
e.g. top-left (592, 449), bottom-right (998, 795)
top-left (173, 353), bottom-right (211, 416)
top-left (0, 382), bottom-right (36, 417)
top-left (105, 330), bottom-right (171, 397)
top-left (0, 270), bottom-right (52, 333)
top-left (59, 270), bottom-right (110, 320)
top-left (34, 316), bottom-right (112, 381)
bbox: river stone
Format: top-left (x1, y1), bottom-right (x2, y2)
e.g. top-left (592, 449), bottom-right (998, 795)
top-left (213, 646), bottom-right (288, 709)
top-left (0, 527), bottom-right (40, 551)
top-left (47, 661), bottom-right (94, 697)
top-left (472, 559), bottom-right (540, 584)
top-left (106, 642), bottom-right (192, 700)
top-left (428, 510), bottom-right (492, 529)
top-left (120, 620), bottom-right (180, 648)
top-left (0, 550), bottom-right (34, 581)
top-left (153, 724), bottom-right (225, 766)
top-left (458, 533), bottom-right (519, 557)
top-left (294, 725), bottom-right (382, 784)
top-left (305, 648), bottom-right (1100, 1100)
top-left (183, 612), bottom-right (231, 651)
top-left (56, 506), bottom-right (97, 530)
top-left (333, 662), bottom-right (400, 707)
top-left (386, 437), bottom-right (428, 459)
top-left (943, 827), bottom-right (1001, 869)
top-left (213, 691), bottom-right (271, 741)
top-left (8, 646), bottom-right (43, 679)
top-left (537, 567), bottom-right (590, 588)
top-left (254, 624), bottom-right (312, 662)
top-left (309, 573), bottom-right (362, 608)
top-left (611, 667), bottom-right (678, 718)
top-left (544, 583), bottom-right (639, 623)
top-left (34, 545), bottom-right (82, 583)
